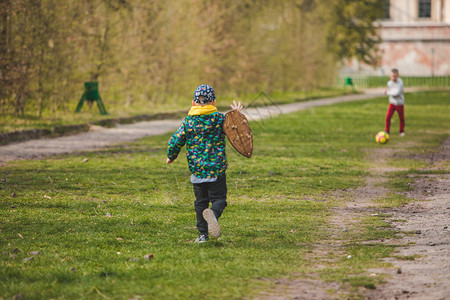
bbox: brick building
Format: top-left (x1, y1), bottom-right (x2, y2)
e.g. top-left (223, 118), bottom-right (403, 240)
top-left (343, 0), bottom-right (450, 76)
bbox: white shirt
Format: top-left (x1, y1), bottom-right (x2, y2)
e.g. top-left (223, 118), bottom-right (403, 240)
top-left (386, 78), bottom-right (404, 106)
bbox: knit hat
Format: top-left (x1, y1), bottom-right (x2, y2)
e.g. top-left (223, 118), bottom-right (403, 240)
top-left (193, 84), bottom-right (215, 104)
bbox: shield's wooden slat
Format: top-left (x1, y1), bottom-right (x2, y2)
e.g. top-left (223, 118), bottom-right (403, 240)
top-left (224, 110), bottom-right (253, 158)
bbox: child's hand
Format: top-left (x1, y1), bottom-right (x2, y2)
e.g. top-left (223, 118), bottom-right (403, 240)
top-left (230, 100), bottom-right (243, 111)
top-left (166, 158), bottom-right (174, 164)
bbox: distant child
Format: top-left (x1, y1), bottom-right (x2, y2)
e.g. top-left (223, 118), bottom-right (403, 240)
top-left (384, 68), bottom-right (405, 136)
top-left (166, 84), bottom-right (242, 243)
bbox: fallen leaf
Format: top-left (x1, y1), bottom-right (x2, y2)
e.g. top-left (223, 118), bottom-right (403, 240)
top-left (289, 229), bottom-right (296, 233)
top-left (144, 254), bottom-right (154, 260)
top-left (18, 233), bottom-right (23, 239)
top-left (115, 237), bottom-right (123, 241)
top-left (14, 294), bottom-right (24, 300)
top-left (106, 213), bottom-right (112, 217)
top-left (30, 251), bottom-right (40, 255)
top-left (44, 195), bottom-right (52, 199)
top-left (11, 192), bottom-right (17, 197)
top-left (23, 257), bottom-right (34, 262)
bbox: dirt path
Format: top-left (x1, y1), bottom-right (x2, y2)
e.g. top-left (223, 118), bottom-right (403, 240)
top-left (255, 138), bottom-right (449, 299)
top-left (364, 138), bottom-right (450, 300)
top-left (0, 92), bottom-right (381, 163)
top-left (0, 120), bottom-right (182, 163)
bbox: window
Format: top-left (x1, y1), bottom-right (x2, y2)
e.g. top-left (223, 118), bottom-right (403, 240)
top-left (383, 0), bottom-right (390, 19)
top-left (418, 0), bottom-right (431, 18)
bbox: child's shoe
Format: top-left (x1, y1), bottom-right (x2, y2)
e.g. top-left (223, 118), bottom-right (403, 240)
top-left (400, 132), bottom-right (405, 137)
top-left (194, 233), bottom-right (209, 243)
top-left (203, 208), bottom-right (221, 238)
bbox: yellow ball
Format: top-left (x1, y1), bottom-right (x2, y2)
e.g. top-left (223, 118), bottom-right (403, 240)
top-left (375, 131), bottom-right (390, 144)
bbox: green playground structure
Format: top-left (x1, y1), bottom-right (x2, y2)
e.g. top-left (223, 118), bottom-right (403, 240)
top-left (344, 77), bottom-right (355, 91)
top-left (75, 82), bottom-right (108, 115)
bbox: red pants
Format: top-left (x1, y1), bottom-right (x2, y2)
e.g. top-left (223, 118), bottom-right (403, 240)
top-left (385, 103), bottom-right (405, 133)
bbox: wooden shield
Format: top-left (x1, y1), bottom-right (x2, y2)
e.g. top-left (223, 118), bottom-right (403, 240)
top-left (224, 110), bottom-right (253, 158)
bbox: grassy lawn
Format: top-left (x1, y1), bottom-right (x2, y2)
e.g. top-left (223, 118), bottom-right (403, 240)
top-left (0, 91), bottom-right (448, 299)
top-left (0, 88), bottom-right (355, 134)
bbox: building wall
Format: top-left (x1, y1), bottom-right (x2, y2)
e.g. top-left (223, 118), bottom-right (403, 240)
top-left (445, 0), bottom-right (450, 22)
top-left (390, 0), bottom-right (415, 22)
top-left (379, 24), bottom-right (449, 76)
top-left (341, 0), bottom-right (450, 76)
top-left (387, 0), bottom-right (448, 23)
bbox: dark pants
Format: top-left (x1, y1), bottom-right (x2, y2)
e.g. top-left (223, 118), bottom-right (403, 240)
top-left (193, 174), bottom-right (227, 234)
top-left (385, 103), bottom-right (405, 133)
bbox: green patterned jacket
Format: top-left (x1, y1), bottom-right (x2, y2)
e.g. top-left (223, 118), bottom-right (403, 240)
top-left (167, 112), bottom-right (227, 179)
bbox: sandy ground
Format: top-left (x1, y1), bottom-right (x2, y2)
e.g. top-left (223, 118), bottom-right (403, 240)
top-left (364, 138), bottom-right (449, 300)
top-left (0, 120), bottom-right (182, 163)
top-left (256, 138), bottom-right (449, 299)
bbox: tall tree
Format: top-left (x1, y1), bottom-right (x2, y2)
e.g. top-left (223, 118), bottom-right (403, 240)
top-left (326, 0), bottom-right (384, 66)
top-left (0, 0), bottom-right (383, 116)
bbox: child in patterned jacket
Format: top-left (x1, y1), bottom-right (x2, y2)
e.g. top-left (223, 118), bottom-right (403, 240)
top-left (166, 84), bottom-right (242, 243)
